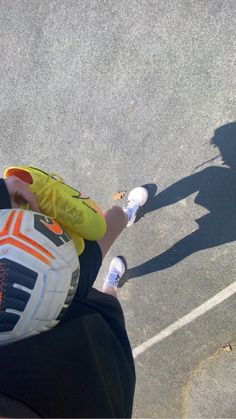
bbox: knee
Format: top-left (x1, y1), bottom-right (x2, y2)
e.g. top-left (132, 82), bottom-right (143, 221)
top-left (113, 205), bottom-right (127, 220)
top-left (106, 206), bottom-right (128, 226)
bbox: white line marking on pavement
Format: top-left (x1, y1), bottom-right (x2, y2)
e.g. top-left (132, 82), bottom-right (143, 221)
top-left (133, 280), bottom-right (236, 359)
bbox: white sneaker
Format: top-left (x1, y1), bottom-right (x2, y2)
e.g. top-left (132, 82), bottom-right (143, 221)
top-left (123, 186), bottom-right (148, 226)
top-left (103, 257), bottom-right (126, 290)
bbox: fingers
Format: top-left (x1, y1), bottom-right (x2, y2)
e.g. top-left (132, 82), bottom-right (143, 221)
top-left (5, 176), bottom-right (40, 212)
top-left (19, 184), bottom-right (40, 212)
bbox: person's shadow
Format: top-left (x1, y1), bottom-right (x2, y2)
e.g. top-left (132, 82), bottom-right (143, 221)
top-left (119, 122), bottom-right (236, 286)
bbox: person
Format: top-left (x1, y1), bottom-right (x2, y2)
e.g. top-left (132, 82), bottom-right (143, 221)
top-left (0, 174), bottom-right (148, 418)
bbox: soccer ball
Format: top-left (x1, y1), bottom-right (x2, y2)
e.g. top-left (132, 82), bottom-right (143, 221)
top-left (0, 209), bottom-right (80, 346)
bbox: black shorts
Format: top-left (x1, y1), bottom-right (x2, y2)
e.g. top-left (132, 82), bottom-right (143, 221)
top-left (70, 240), bottom-right (127, 332)
top-left (65, 239), bottom-right (127, 343)
top-left (76, 240), bottom-right (103, 299)
top-left (0, 240), bottom-right (135, 419)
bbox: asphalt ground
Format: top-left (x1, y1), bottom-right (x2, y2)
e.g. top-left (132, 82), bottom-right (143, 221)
top-left (0, 1), bottom-right (236, 417)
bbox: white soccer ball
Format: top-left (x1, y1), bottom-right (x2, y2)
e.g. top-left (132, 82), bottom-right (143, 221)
top-left (0, 209), bottom-right (80, 346)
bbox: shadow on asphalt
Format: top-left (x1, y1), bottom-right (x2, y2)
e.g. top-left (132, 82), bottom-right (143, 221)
top-left (118, 122), bottom-right (236, 287)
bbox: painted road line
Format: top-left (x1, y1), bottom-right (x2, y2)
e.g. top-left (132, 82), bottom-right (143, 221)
top-left (133, 280), bottom-right (236, 359)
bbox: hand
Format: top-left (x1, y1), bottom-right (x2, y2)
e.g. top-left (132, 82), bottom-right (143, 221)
top-left (5, 176), bottom-right (40, 212)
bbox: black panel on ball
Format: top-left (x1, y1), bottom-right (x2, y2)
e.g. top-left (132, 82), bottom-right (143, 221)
top-left (0, 259), bottom-right (38, 331)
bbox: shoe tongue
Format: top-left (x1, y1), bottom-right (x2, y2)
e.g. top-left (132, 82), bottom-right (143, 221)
top-left (109, 271), bottom-right (119, 279)
top-left (129, 199), bottom-right (140, 207)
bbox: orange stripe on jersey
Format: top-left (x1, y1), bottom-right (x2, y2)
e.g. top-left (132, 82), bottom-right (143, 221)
top-left (12, 211), bottom-right (55, 259)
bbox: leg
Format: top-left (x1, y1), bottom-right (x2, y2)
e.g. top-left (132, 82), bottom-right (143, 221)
top-left (97, 207), bottom-right (127, 300)
top-left (98, 186), bottom-right (149, 259)
top-left (97, 206), bottom-right (128, 259)
top-left (103, 285), bottom-right (118, 299)
top-left (99, 187), bottom-right (149, 298)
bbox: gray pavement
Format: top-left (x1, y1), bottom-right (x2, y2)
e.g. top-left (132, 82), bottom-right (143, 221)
top-left (187, 342), bottom-right (236, 418)
top-left (0, 0), bottom-right (236, 417)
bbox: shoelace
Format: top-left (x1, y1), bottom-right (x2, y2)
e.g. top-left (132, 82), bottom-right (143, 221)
top-left (114, 273), bottom-right (120, 287)
top-left (104, 272), bottom-right (120, 288)
top-left (124, 199), bottom-right (140, 209)
top-left (123, 199), bottom-right (132, 209)
top-left (36, 174), bottom-right (65, 219)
